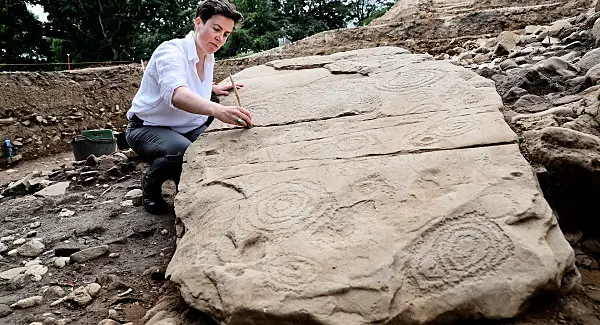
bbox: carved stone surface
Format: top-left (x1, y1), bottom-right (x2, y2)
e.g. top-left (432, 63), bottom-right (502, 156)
top-left (167, 47), bottom-right (578, 324)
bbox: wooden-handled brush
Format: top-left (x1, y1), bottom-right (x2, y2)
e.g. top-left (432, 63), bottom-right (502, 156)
top-left (229, 74), bottom-right (253, 128)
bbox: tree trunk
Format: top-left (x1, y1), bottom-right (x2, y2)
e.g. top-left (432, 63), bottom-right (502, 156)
top-left (111, 47), bottom-right (118, 60)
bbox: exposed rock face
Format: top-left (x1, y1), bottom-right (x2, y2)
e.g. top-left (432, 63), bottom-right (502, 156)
top-left (437, 10), bottom-right (600, 238)
top-left (372, 0), bottom-right (592, 25)
top-left (169, 47), bottom-right (578, 324)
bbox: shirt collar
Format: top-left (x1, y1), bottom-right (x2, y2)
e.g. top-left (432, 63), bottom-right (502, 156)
top-left (184, 31), bottom-right (214, 64)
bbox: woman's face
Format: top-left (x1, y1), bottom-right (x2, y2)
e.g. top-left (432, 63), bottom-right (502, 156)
top-left (194, 14), bottom-right (235, 55)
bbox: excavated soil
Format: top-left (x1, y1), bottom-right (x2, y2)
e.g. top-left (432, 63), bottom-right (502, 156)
top-left (0, 153), bottom-right (179, 324)
top-left (0, 65), bottom-right (141, 165)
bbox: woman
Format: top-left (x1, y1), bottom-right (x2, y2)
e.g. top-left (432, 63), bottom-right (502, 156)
top-left (126, 0), bottom-right (252, 215)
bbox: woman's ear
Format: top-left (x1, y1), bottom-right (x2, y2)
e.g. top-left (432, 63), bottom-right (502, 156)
top-left (194, 17), bottom-right (203, 30)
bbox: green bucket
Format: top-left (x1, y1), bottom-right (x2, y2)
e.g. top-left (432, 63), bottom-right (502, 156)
top-left (81, 129), bottom-right (114, 140)
top-left (71, 135), bottom-right (117, 161)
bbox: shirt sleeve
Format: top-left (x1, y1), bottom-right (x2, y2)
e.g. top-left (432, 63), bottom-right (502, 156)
top-left (153, 42), bottom-right (189, 110)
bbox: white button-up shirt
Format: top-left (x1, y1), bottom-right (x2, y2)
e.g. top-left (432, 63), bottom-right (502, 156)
top-left (127, 31), bottom-right (214, 133)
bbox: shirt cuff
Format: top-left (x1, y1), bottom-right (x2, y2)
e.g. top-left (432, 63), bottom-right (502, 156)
top-left (164, 84), bottom-right (188, 110)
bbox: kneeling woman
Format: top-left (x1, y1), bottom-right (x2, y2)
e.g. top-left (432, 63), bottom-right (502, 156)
top-left (126, 0), bottom-right (252, 214)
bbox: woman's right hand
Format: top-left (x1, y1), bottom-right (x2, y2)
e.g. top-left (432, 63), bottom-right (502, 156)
top-left (213, 104), bottom-right (253, 127)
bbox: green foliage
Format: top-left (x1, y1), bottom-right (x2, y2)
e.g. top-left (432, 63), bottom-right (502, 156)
top-left (217, 0), bottom-right (283, 58)
top-left (0, 0), bottom-right (51, 69)
top-left (348, 0), bottom-right (394, 26)
top-left (28, 0), bottom-right (197, 62)
top-left (2, 0), bottom-right (394, 65)
top-left (359, 6), bottom-right (390, 26)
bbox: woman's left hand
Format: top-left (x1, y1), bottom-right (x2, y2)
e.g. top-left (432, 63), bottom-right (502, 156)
top-left (212, 82), bottom-right (244, 96)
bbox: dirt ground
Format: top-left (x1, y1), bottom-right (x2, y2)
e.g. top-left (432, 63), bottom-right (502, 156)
top-left (0, 150), bottom-right (599, 325)
top-left (0, 151), bottom-right (180, 325)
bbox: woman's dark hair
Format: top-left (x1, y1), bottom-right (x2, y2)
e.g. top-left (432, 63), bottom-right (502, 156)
top-left (196, 0), bottom-right (243, 24)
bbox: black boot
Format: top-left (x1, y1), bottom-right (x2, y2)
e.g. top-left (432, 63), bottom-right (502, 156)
top-left (142, 174), bottom-right (169, 214)
top-left (142, 157), bottom-right (171, 215)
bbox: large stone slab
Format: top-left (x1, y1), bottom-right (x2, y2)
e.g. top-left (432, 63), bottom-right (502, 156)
top-left (167, 47), bottom-right (578, 324)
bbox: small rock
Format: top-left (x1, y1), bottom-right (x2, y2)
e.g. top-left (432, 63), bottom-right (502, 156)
top-left (143, 265), bottom-right (166, 281)
top-left (58, 208), bottom-right (75, 218)
top-left (13, 238), bottom-right (26, 245)
top-left (80, 171), bottom-right (99, 178)
top-left (525, 25), bottom-right (544, 35)
top-left (42, 316), bottom-right (56, 325)
top-left (0, 117), bottom-right (15, 125)
top-left (30, 221), bottom-right (41, 229)
top-left (26, 231), bottom-right (37, 238)
top-left (544, 19), bottom-right (571, 37)
top-left (113, 152), bottom-right (128, 161)
top-left (591, 17), bottom-right (600, 44)
top-left (531, 55), bottom-right (546, 61)
top-left (0, 242), bottom-right (7, 254)
top-left (106, 166), bottom-right (122, 177)
top-left (52, 283), bottom-right (102, 307)
top-left (0, 266), bottom-right (28, 280)
top-left (70, 245), bottom-right (109, 263)
top-left (500, 59), bottom-right (518, 70)
top-left (585, 63), bottom-right (600, 83)
top-left (24, 259), bottom-right (41, 267)
top-left (98, 320), bottom-right (120, 325)
top-left (578, 48), bottom-right (600, 73)
top-left (124, 189), bottom-right (142, 206)
top-left (34, 182), bottom-right (70, 198)
top-left (44, 286), bottom-right (67, 298)
top-left (108, 309), bottom-right (119, 320)
top-left (74, 225), bottom-right (106, 237)
top-left (536, 56), bottom-right (578, 77)
top-left (87, 283), bottom-right (101, 297)
top-left (17, 239), bottom-right (46, 257)
top-left (576, 254), bottom-right (599, 269)
top-left (85, 155), bottom-right (99, 167)
top-left (0, 303), bottom-right (12, 317)
top-left (1, 236), bottom-right (15, 242)
top-left (122, 149), bottom-right (137, 159)
top-left (495, 31), bottom-right (520, 55)
top-left (564, 232), bottom-right (583, 245)
top-left (120, 200), bottom-right (134, 207)
top-left (473, 53), bottom-right (490, 63)
top-left (96, 273), bottom-right (130, 290)
top-left (513, 94), bottom-right (550, 113)
top-left (54, 257), bottom-right (71, 268)
top-left (582, 239), bottom-right (600, 255)
top-left (25, 264), bottom-right (48, 281)
top-left (10, 295), bottom-right (43, 309)
top-left (108, 253), bottom-right (119, 258)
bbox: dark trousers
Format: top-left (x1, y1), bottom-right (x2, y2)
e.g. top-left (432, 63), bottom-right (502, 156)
top-left (125, 115), bottom-right (211, 186)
